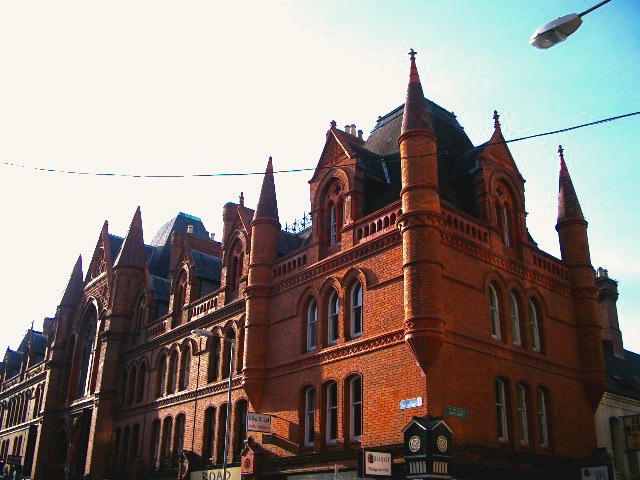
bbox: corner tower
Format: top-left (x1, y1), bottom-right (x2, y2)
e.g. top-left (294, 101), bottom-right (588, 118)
top-left (397, 50), bottom-right (446, 373)
top-left (555, 146), bottom-right (607, 411)
top-left (244, 157), bottom-right (280, 409)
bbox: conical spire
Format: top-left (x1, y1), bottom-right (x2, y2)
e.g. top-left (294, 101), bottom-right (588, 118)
top-left (114, 206), bottom-right (147, 269)
top-left (401, 49), bottom-right (433, 134)
top-left (254, 157), bottom-right (279, 221)
top-left (60, 255), bottom-right (83, 308)
top-left (557, 145), bottom-right (584, 221)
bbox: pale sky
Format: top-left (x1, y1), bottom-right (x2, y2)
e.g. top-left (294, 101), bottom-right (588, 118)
top-left (1, 1), bottom-right (639, 354)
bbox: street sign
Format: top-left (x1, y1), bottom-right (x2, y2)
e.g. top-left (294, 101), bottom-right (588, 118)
top-left (247, 412), bottom-right (271, 433)
top-left (445, 406), bottom-right (469, 419)
top-left (400, 397), bottom-right (423, 410)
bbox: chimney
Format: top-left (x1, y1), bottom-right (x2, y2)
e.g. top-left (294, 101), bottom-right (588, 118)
top-left (595, 267), bottom-right (624, 356)
top-left (344, 124), bottom-right (351, 135)
top-left (358, 129), bottom-right (363, 140)
top-left (210, 233), bottom-right (216, 241)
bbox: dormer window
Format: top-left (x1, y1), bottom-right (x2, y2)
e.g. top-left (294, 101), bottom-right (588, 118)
top-left (495, 185), bottom-right (515, 247)
top-left (228, 241), bottom-right (244, 292)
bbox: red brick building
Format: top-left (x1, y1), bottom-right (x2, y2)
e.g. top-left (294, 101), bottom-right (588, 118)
top-left (1, 52), bottom-right (610, 479)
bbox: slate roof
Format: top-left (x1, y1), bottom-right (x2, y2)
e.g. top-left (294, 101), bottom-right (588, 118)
top-left (278, 230), bottom-right (310, 258)
top-left (605, 347), bottom-right (640, 400)
top-left (108, 235), bottom-right (124, 264)
top-left (334, 98), bottom-right (480, 218)
top-left (191, 251), bottom-right (222, 283)
top-left (150, 275), bottom-right (171, 303)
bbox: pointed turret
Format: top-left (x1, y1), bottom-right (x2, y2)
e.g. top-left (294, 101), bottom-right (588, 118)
top-left (254, 157), bottom-right (279, 222)
top-left (557, 145), bottom-right (585, 221)
top-left (244, 157), bottom-right (281, 410)
top-left (401, 49), bottom-right (433, 134)
top-left (398, 49), bottom-right (446, 375)
top-left (555, 146), bottom-right (606, 411)
top-left (59, 255), bottom-right (83, 308)
top-left (114, 206), bottom-right (146, 270)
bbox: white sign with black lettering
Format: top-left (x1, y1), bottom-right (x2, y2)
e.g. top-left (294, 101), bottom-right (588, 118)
top-left (364, 451), bottom-right (392, 477)
top-left (247, 412), bottom-right (272, 433)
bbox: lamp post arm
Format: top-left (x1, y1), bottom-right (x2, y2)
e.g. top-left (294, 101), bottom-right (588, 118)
top-left (579, 0), bottom-right (612, 17)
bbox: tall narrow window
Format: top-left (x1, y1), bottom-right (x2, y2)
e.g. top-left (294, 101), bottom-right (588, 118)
top-left (222, 330), bottom-right (235, 379)
top-left (127, 366), bottom-right (137, 405)
top-left (306, 300), bottom-right (318, 351)
top-left (156, 356), bottom-right (167, 398)
top-left (208, 337), bottom-right (221, 382)
top-left (179, 345), bottom-right (191, 391)
top-left (234, 400), bottom-right (248, 456)
top-left (329, 203), bottom-right (337, 245)
top-left (162, 417), bottom-right (173, 465)
top-left (489, 284), bottom-right (501, 339)
top-left (76, 311), bottom-right (97, 398)
top-left (510, 292), bottom-right (521, 346)
top-left (325, 382), bottom-right (338, 444)
top-left (174, 414), bottom-right (185, 466)
top-left (537, 388), bottom-right (549, 448)
top-left (150, 419), bottom-right (161, 467)
top-left (350, 282), bottom-right (363, 338)
top-left (167, 351), bottom-right (178, 394)
top-left (516, 384), bottom-right (529, 446)
top-left (501, 206), bottom-right (511, 246)
top-left (217, 405), bottom-right (228, 462)
top-left (136, 363), bottom-right (146, 404)
top-left (529, 300), bottom-right (541, 352)
top-left (328, 290), bottom-right (339, 345)
top-left (349, 375), bottom-right (362, 441)
top-left (203, 407), bottom-right (216, 461)
top-left (496, 378), bottom-right (508, 442)
top-left (304, 388), bottom-right (316, 447)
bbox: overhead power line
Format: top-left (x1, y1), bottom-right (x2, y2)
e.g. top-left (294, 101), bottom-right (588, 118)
top-left (2, 110), bottom-right (639, 178)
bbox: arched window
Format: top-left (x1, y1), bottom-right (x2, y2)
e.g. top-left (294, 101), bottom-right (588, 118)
top-left (509, 292), bottom-right (522, 346)
top-left (134, 293), bottom-right (147, 333)
top-left (306, 299), bottom-right (318, 352)
top-left (208, 336), bottom-right (221, 382)
top-left (496, 378), bottom-right (509, 442)
top-left (127, 366), bottom-right (137, 405)
top-left (136, 362), bottom-right (147, 404)
top-left (489, 284), bottom-right (501, 339)
top-left (161, 416), bottom-right (173, 466)
top-left (217, 405), bottom-right (228, 462)
top-left (495, 185), bottom-right (515, 247)
top-left (150, 419), bottom-right (161, 467)
top-left (325, 381), bottom-right (338, 444)
top-left (303, 387), bottom-right (316, 447)
top-left (228, 242), bottom-right (244, 292)
top-left (172, 270), bottom-right (188, 327)
top-left (234, 400), bottom-right (248, 456)
top-left (347, 375), bottom-right (362, 441)
top-left (222, 330), bottom-right (235, 379)
top-left (75, 309), bottom-right (97, 398)
top-left (119, 371), bottom-right (128, 407)
top-left (516, 383), bottom-right (529, 446)
top-left (329, 203), bottom-right (338, 245)
top-left (174, 414), bottom-right (185, 466)
top-left (167, 350), bottom-right (178, 394)
top-left (529, 300), bottom-right (542, 352)
top-left (203, 407), bottom-right (216, 461)
top-left (327, 290), bottom-right (339, 345)
top-left (350, 282), bottom-right (363, 338)
top-left (179, 344), bottom-right (191, 391)
top-left (537, 388), bottom-right (550, 448)
top-left (156, 355), bottom-right (167, 398)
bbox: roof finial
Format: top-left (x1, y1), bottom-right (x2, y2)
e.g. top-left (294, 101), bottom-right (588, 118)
top-left (558, 145), bottom-right (569, 177)
top-left (409, 48), bottom-right (417, 60)
top-left (239, 192), bottom-right (244, 207)
top-left (493, 110), bottom-right (500, 129)
top-left (330, 120), bottom-right (337, 129)
top-left (558, 144), bottom-right (564, 161)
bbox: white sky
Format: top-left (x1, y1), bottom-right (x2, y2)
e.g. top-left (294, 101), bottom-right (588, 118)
top-left (1, 1), bottom-right (639, 353)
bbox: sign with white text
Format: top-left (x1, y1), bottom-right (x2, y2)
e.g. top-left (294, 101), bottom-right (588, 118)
top-left (400, 397), bottom-right (423, 410)
top-left (247, 412), bottom-right (272, 433)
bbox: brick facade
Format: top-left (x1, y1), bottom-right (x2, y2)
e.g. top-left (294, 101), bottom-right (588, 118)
top-left (0, 53), bottom-right (610, 479)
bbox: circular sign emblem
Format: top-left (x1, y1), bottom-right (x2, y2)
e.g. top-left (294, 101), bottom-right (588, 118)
top-left (436, 435), bottom-right (448, 453)
top-left (409, 435), bottom-right (421, 453)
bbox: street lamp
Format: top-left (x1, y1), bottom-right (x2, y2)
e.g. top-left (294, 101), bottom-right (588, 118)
top-left (191, 328), bottom-right (234, 480)
top-left (530, 0), bottom-right (612, 49)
